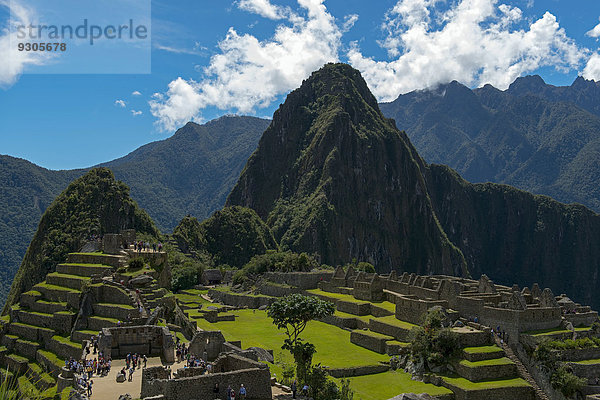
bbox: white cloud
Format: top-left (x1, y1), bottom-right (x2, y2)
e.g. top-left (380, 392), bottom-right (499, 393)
top-left (348, 0), bottom-right (586, 101)
top-left (342, 14), bottom-right (359, 32)
top-left (115, 99), bottom-right (126, 108)
top-left (0, 0), bottom-right (55, 87)
top-left (583, 53), bottom-right (600, 80)
top-left (149, 77), bottom-right (204, 130)
top-left (150, 0), bottom-right (341, 131)
top-left (131, 110), bottom-right (143, 116)
top-left (237, 0), bottom-right (288, 20)
top-left (586, 18), bottom-right (600, 38)
top-left (132, 91), bottom-right (142, 96)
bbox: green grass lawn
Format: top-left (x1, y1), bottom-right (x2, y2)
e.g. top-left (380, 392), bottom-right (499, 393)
top-left (463, 346), bottom-right (502, 354)
top-left (459, 357), bottom-right (514, 368)
top-left (572, 358), bottom-right (600, 365)
top-left (333, 310), bottom-right (373, 324)
top-left (341, 371), bottom-right (452, 400)
top-left (371, 315), bottom-right (417, 330)
top-left (353, 330), bottom-right (394, 340)
top-left (524, 326), bottom-right (591, 337)
top-left (175, 293), bottom-right (213, 305)
top-left (195, 309), bottom-right (389, 369)
top-left (441, 375), bottom-right (530, 390)
top-left (306, 289), bottom-right (397, 312)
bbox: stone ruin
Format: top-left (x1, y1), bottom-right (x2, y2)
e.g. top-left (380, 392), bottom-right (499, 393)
top-left (140, 331), bottom-right (272, 400)
top-left (97, 325), bottom-right (175, 363)
top-left (316, 269), bottom-right (600, 342)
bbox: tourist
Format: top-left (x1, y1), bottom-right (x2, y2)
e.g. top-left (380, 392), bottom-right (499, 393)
top-left (291, 381), bottom-right (297, 399)
top-left (213, 383), bottom-right (220, 396)
top-left (302, 384), bottom-right (309, 396)
top-left (128, 366), bottom-right (134, 381)
top-left (239, 384), bottom-right (246, 399)
top-left (143, 354), bottom-right (147, 368)
top-left (87, 380), bottom-right (93, 397)
top-left (226, 385), bottom-right (233, 400)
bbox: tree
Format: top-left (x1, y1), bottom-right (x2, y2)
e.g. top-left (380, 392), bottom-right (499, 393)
top-left (409, 308), bottom-right (459, 372)
top-left (267, 294), bottom-right (335, 384)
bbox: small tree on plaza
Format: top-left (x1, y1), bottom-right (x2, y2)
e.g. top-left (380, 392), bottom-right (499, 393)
top-left (267, 294), bottom-right (335, 385)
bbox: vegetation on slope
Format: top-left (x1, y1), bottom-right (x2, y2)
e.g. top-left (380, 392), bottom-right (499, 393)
top-left (173, 206), bottom-right (279, 269)
top-left (0, 116), bottom-right (268, 305)
top-left (380, 76), bottom-right (600, 212)
top-left (3, 168), bottom-right (158, 311)
top-left (0, 156), bottom-right (80, 303)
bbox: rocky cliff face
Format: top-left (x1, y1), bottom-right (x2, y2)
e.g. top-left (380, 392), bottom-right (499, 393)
top-left (427, 164), bottom-right (600, 308)
top-left (227, 63), bottom-right (467, 276)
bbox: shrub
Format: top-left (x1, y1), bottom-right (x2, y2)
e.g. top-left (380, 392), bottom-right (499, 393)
top-left (128, 257), bottom-right (145, 270)
top-left (171, 260), bottom-right (204, 292)
top-left (409, 309), bottom-right (459, 371)
top-left (551, 366), bottom-right (585, 397)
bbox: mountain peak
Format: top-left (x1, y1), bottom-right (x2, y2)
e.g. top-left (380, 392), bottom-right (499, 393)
top-left (291, 63), bottom-right (381, 112)
top-left (227, 64), bottom-right (467, 276)
top-left (507, 75), bottom-right (547, 95)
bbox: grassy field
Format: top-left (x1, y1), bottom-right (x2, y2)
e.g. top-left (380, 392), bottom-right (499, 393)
top-left (195, 309), bottom-right (389, 369)
top-left (196, 309), bottom-right (451, 399)
top-left (341, 371), bottom-right (452, 399)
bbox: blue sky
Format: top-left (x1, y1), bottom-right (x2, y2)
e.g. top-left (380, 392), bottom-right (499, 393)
top-left (2, 0), bottom-right (600, 170)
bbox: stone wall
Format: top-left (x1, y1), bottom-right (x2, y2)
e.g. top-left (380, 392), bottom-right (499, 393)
top-left (208, 289), bottom-right (275, 309)
top-left (257, 282), bottom-right (302, 298)
top-left (141, 356), bottom-right (272, 400)
top-left (263, 271), bottom-right (333, 290)
top-left (441, 381), bottom-right (534, 400)
top-left (98, 325), bottom-right (174, 362)
top-left (567, 361), bottom-right (600, 380)
top-left (394, 296), bottom-right (448, 325)
top-left (554, 348), bottom-right (600, 362)
top-left (188, 331), bottom-right (226, 361)
top-left (327, 364), bottom-right (389, 378)
top-left (369, 318), bottom-right (412, 341)
top-left (454, 360), bottom-right (517, 382)
top-left (67, 253), bottom-right (123, 268)
top-left (350, 330), bottom-right (393, 354)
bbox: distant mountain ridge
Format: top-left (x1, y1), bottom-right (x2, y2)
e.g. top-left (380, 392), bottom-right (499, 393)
top-left (0, 115), bottom-right (269, 304)
top-left (379, 75), bottom-right (600, 212)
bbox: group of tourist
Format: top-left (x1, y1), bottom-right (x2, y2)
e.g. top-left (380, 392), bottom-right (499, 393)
top-left (132, 241), bottom-right (163, 253)
top-left (175, 342), bottom-right (189, 363)
top-left (213, 383), bottom-right (247, 400)
top-left (492, 325), bottom-right (509, 343)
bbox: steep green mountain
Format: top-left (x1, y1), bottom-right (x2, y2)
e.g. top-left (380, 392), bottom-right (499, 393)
top-left (0, 157), bottom-right (81, 302)
top-left (226, 63), bottom-right (600, 309)
top-left (173, 206), bottom-right (279, 268)
top-left (0, 116), bottom-right (269, 305)
top-left (379, 76), bottom-right (600, 212)
top-left (227, 63), bottom-right (468, 276)
top-left (426, 165), bottom-right (600, 308)
top-left (4, 168), bottom-right (159, 310)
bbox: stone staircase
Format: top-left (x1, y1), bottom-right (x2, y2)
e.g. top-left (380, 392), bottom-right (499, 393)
top-left (0, 250), bottom-right (143, 396)
top-left (493, 335), bottom-right (550, 400)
